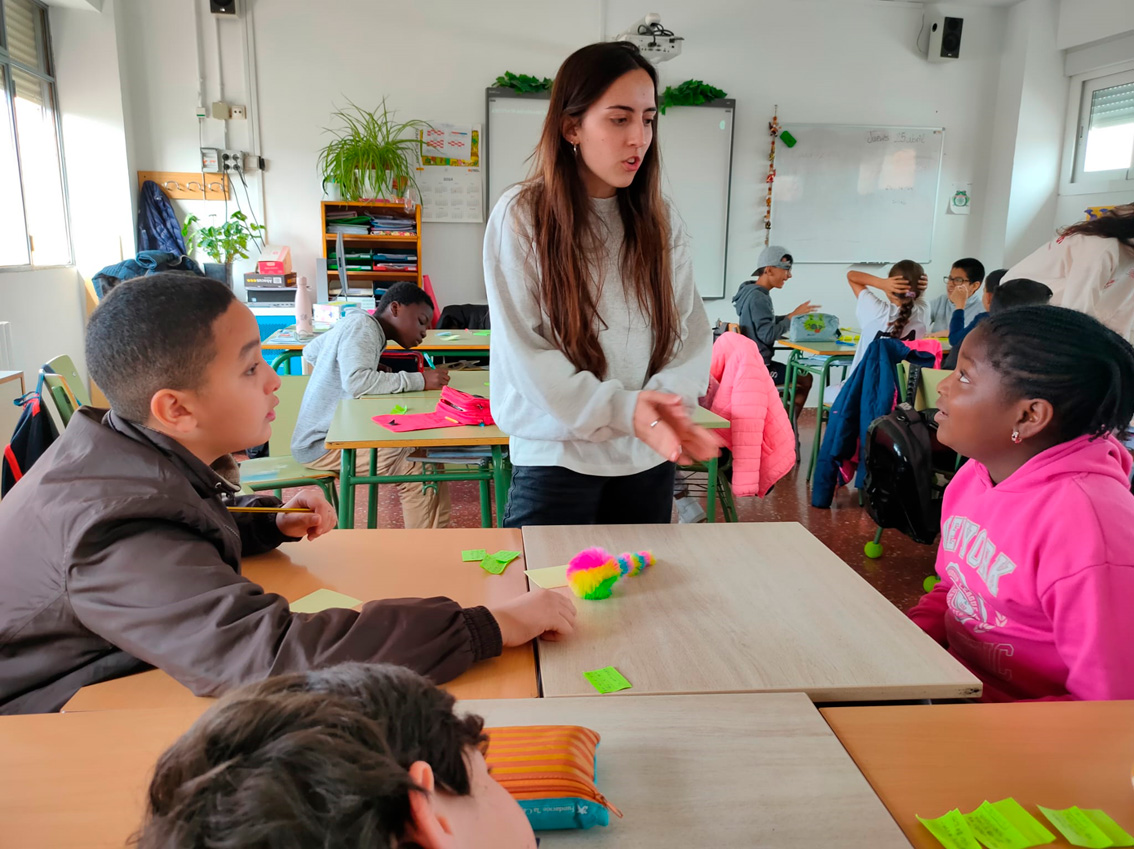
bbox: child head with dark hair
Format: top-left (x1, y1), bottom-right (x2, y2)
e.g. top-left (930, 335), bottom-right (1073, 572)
top-left (85, 272), bottom-right (281, 464)
top-left (988, 278), bottom-right (1052, 314)
top-left (137, 663), bottom-right (537, 849)
top-left (981, 268), bottom-right (1008, 311)
top-left (886, 259), bottom-right (927, 339)
top-left (375, 281), bottom-right (435, 350)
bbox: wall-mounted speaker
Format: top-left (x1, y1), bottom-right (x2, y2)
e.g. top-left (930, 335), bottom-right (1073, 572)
top-left (210, 0), bottom-right (237, 16)
top-left (926, 11), bottom-right (963, 63)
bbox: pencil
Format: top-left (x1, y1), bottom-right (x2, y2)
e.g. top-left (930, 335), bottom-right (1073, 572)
top-left (227, 506), bottom-right (315, 514)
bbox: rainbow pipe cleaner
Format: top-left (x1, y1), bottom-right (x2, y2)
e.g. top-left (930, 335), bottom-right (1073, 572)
top-left (566, 547), bottom-right (655, 600)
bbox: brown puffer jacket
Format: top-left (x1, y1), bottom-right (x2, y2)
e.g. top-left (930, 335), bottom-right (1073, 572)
top-left (0, 407), bottom-right (501, 714)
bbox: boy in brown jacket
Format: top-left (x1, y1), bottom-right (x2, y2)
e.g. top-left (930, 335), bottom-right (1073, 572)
top-left (0, 274), bottom-right (575, 714)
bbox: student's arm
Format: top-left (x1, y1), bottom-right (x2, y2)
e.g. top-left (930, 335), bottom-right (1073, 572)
top-left (1042, 562), bottom-right (1134, 700)
top-left (948, 308), bottom-right (968, 348)
top-left (483, 196), bottom-right (639, 439)
top-left (66, 512), bottom-right (504, 693)
top-left (907, 575), bottom-right (950, 646)
top-left (230, 492), bottom-right (298, 556)
top-left (337, 320), bottom-right (425, 397)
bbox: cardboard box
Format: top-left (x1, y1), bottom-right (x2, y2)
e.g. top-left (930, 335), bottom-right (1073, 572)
top-left (244, 272), bottom-right (296, 289)
top-left (313, 301), bottom-right (363, 324)
top-left (257, 245), bottom-right (292, 275)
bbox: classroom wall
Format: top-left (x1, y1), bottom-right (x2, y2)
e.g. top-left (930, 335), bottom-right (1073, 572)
top-left (0, 267), bottom-right (87, 383)
top-left (1056, 0), bottom-right (1134, 50)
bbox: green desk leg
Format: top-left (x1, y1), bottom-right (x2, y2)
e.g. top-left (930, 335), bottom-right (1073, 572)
top-left (783, 350), bottom-right (802, 427)
top-left (478, 473), bottom-right (492, 528)
top-left (492, 445), bottom-right (507, 527)
top-left (367, 448), bottom-right (378, 529)
top-left (705, 455), bottom-right (719, 523)
top-left (338, 448), bottom-right (356, 529)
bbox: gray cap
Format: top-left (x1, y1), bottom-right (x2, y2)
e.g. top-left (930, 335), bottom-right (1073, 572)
top-left (756, 245), bottom-right (793, 271)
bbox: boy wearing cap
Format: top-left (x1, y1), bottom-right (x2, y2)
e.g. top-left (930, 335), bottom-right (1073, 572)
top-left (732, 245), bottom-right (818, 417)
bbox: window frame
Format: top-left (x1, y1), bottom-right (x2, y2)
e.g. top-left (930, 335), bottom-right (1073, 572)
top-left (1060, 61), bottom-right (1134, 197)
top-left (0, 0), bottom-right (73, 271)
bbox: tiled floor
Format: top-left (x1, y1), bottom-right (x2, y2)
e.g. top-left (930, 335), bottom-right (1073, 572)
top-left (299, 410), bottom-right (936, 613)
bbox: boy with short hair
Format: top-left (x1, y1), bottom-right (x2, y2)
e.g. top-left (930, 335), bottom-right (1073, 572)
top-left (942, 276), bottom-right (1053, 368)
top-left (929, 256), bottom-right (986, 333)
top-left (292, 281), bottom-right (452, 529)
top-left (0, 274), bottom-right (575, 714)
top-left (137, 662), bottom-right (538, 849)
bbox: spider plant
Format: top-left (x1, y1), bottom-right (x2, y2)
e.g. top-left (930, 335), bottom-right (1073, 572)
top-left (317, 98), bottom-right (430, 202)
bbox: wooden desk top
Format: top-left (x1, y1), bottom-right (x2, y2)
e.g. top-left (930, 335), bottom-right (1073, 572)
top-left (263, 327), bottom-right (493, 353)
top-left (525, 522), bottom-right (981, 702)
top-left (62, 529), bottom-right (538, 712)
top-left (0, 369), bottom-right (24, 389)
top-left (777, 338), bottom-right (860, 357)
top-left (464, 692), bottom-right (909, 847)
top-left (1, 693), bottom-right (908, 849)
top-left (328, 370), bottom-right (729, 450)
top-left (822, 700), bottom-right (1134, 849)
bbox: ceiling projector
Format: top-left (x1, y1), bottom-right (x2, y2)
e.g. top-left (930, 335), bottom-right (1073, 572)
top-left (614, 13), bottom-right (683, 63)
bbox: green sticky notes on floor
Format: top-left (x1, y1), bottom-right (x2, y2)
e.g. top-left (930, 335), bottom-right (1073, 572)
top-left (780, 129), bottom-right (797, 148)
top-left (963, 801), bottom-right (1034, 849)
top-left (525, 564), bottom-right (568, 589)
top-left (461, 549), bottom-right (486, 562)
top-left (290, 589), bottom-right (363, 614)
top-left (1082, 810), bottom-right (1134, 847)
top-left (583, 666), bottom-right (632, 694)
top-left (492, 550), bottom-right (521, 565)
top-left (1038, 806), bottom-right (1116, 848)
top-left (479, 555), bottom-right (507, 575)
top-left (991, 799), bottom-right (1055, 846)
top-left (917, 809), bottom-right (982, 849)
top-left (390, 404), bottom-right (408, 414)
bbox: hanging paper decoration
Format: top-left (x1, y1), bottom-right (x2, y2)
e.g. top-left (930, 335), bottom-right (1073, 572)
top-left (764, 106), bottom-right (779, 246)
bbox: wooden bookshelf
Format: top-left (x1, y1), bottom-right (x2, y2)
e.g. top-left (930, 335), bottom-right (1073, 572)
top-left (321, 200), bottom-right (422, 298)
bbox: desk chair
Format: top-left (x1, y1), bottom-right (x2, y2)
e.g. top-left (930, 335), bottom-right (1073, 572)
top-left (45, 355), bottom-right (90, 407)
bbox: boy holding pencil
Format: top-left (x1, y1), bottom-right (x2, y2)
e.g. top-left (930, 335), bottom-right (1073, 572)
top-left (0, 274), bottom-right (576, 714)
top-left (292, 281), bottom-right (452, 529)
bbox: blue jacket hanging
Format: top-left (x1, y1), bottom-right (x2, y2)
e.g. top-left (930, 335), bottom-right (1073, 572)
top-left (137, 180), bottom-right (188, 256)
top-left (92, 250), bottom-right (203, 297)
top-left (811, 337), bottom-right (938, 508)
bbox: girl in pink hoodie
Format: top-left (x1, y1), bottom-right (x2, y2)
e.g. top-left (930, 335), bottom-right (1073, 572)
top-left (908, 306), bottom-right (1134, 701)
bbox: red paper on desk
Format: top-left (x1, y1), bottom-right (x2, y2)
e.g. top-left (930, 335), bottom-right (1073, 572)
top-left (372, 385), bottom-right (494, 433)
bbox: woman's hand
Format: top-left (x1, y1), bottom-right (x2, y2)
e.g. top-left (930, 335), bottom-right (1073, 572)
top-left (275, 488), bottom-right (337, 541)
top-left (633, 391), bottom-right (720, 465)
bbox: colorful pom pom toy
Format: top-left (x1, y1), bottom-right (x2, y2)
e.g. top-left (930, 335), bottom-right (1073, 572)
top-left (566, 547), bottom-right (655, 600)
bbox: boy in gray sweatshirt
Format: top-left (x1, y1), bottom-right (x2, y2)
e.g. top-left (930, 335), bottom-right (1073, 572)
top-left (292, 283), bottom-right (452, 528)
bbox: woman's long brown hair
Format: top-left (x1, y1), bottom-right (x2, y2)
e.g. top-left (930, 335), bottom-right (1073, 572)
top-left (516, 42), bottom-right (679, 380)
top-left (1059, 203), bottom-right (1134, 245)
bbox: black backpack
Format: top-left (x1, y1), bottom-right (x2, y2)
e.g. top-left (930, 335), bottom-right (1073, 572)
top-left (862, 401), bottom-right (958, 546)
top-left (2, 373), bottom-right (59, 497)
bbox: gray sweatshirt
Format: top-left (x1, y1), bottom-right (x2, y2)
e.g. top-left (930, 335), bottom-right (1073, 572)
top-left (290, 310), bottom-right (425, 463)
top-left (928, 291), bottom-right (985, 334)
top-left (732, 281), bottom-right (788, 365)
top-left (482, 185), bottom-right (712, 477)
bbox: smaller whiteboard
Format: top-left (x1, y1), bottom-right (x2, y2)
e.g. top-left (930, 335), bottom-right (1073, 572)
top-left (772, 124), bottom-right (944, 263)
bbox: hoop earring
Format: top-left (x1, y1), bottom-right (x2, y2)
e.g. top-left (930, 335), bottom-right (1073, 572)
top-left (1011, 429), bottom-right (1021, 444)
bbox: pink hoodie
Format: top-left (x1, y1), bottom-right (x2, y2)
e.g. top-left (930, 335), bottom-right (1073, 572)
top-left (908, 433), bottom-right (1134, 702)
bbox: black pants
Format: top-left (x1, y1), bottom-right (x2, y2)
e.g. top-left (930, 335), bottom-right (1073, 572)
top-left (503, 462), bottom-right (677, 528)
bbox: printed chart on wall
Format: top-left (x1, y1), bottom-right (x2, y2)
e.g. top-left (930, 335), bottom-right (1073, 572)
top-left (416, 123), bottom-right (484, 223)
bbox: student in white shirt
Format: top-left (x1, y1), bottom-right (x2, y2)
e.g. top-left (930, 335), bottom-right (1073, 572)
top-left (1006, 204), bottom-right (1134, 343)
top-left (483, 41), bottom-right (717, 527)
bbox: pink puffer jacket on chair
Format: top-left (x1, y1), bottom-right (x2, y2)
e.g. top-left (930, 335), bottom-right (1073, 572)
top-left (702, 332), bottom-right (796, 498)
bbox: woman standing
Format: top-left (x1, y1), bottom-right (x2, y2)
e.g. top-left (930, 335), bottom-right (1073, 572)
top-left (1006, 204), bottom-right (1134, 341)
top-left (484, 41), bottom-right (717, 527)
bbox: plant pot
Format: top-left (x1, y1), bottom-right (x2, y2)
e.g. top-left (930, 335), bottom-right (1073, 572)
top-left (203, 262), bottom-right (233, 290)
top-left (323, 180), bottom-right (342, 201)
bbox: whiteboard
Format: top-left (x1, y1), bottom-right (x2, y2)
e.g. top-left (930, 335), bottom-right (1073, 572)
top-left (771, 124), bottom-right (945, 263)
top-left (486, 89), bottom-right (735, 298)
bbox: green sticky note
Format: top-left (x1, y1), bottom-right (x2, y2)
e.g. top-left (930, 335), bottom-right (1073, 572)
top-left (962, 801), bottom-right (1032, 849)
top-left (290, 589), bottom-right (363, 614)
top-left (473, 330), bottom-right (491, 336)
top-left (479, 555), bottom-right (507, 575)
top-left (991, 799), bottom-right (1055, 845)
top-left (917, 809), bottom-right (982, 849)
top-left (390, 404), bottom-right (408, 415)
top-left (780, 129), bottom-right (797, 148)
top-left (583, 666), bottom-right (632, 694)
top-left (492, 550), bottom-right (521, 565)
top-left (1083, 811), bottom-right (1134, 848)
top-left (461, 549), bottom-right (486, 562)
top-left (1038, 806), bottom-right (1113, 848)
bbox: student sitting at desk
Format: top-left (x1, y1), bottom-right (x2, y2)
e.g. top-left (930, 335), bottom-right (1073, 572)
top-left (291, 281), bottom-right (452, 529)
top-left (0, 275), bottom-right (576, 714)
top-left (138, 663), bottom-right (538, 849)
top-left (929, 257), bottom-right (986, 334)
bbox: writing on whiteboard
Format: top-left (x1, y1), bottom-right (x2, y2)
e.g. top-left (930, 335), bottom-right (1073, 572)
top-left (866, 129), bottom-right (928, 144)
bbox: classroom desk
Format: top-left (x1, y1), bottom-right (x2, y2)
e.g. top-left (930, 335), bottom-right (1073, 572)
top-left (263, 326), bottom-right (491, 359)
top-left (0, 368), bottom-right (25, 394)
top-left (464, 692), bottom-right (911, 847)
top-left (1, 694), bottom-right (910, 849)
top-left (525, 522), bottom-right (981, 702)
top-left (61, 528), bottom-right (538, 712)
top-left (329, 370), bottom-right (731, 529)
top-left (776, 339), bottom-right (857, 428)
top-left (821, 700), bottom-right (1134, 849)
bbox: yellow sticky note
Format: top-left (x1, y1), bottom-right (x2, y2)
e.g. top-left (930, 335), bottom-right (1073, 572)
top-left (1038, 806), bottom-right (1114, 848)
top-left (290, 589), bottom-right (363, 614)
top-left (917, 809), bottom-right (982, 849)
top-left (1082, 811), bottom-right (1134, 848)
top-left (991, 799), bottom-right (1055, 845)
top-left (963, 801), bottom-right (1032, 849)
top-left (525, 565), bottom-right (568, 589)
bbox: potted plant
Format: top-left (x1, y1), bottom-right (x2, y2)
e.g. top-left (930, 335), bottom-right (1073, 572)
top-left (182, 210), bottom-right (266, 289)
top-left (317, 98), bottom-right (429, 203)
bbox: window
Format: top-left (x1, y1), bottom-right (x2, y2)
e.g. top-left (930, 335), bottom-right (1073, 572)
top-left (0, 0), bottom-right (70, 268)
top-left (1070, 68), bottom-right (1134, 186)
